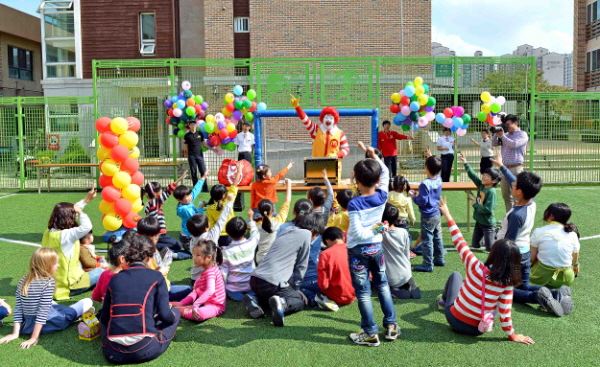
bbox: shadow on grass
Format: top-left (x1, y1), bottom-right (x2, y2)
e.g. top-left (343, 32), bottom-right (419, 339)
top-left (1, 233), bottom-right (43, 243)
top-left (0, 277), bottom-right (16, 297)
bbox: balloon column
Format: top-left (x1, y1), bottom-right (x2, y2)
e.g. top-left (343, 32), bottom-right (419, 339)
top-left (389, 76), bottom-right (437, 131)
top-left (164, 81), bottom-right (209, 139)
top-left (96, 116), bottom-right (144, 231)
top-left (476, 91), bottom-right (507, 127)
top-left (434, 106), bottom-right (471, 137)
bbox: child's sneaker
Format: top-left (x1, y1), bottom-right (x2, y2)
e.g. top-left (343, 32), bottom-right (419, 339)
top-left (269, 295), bottom-right (286, 327)
top-left (314, 293), bottom-right (339, 312)
top-left (413, 264), bottom-right (433, 272)
top-left (385, 324), bottom-right (400, 341)
top-left (435, 294), bottom-right (445, 311)
top-left (0, 298), bottom-right (11, 327)
top-left (536, 287), bottom-right (564, 317)
top-left (243, 294), bottom-right (264, 319)
top-left (560, 296), bottom-right (574, 316)
top-left (349, 331), bottom-right (380, 347)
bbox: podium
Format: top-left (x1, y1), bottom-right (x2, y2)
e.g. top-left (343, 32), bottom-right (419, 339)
top-left (304, 158), bottom-right (342, 185)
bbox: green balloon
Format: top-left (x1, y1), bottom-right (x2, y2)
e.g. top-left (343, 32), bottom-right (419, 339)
top-left (247, 89), bottom-right (257, 101)
top-left (245, 112), bottom-right (254, 122)
top-left (225, 142), bottom-right (236, 151)
top-left (401, 124), bottom-right (410, 131)
top-left (177, 129), bottom-right (186, 138)
top-left (423, 84), bottom-right (430, 94)
top-left (185, 106), bottom-right (195, 117)
top-left (205, 121), bottom-right (215, 134)
top-left (462, 114), bottom-right (472, 125)
top-left (426, 96), bottom-right (436, 107)
top-left (243, 99), bottom-right (252, 109)
top-left (201, 145), bottom-right (208, 152)
top-left (410, 95), bottom-right (418, 102)
top-left (405, 81), bottom-right (414, 88)
top-left (234, 100), bottom-right (244, 110)
top-left (491, 103), bottom-right (501, 113)
top-left (477, 111), bottom-right (487, 121)
top-left (194, 95), bottom-right (203, 104)
top-left (178, 122), bottom-right (185, 130)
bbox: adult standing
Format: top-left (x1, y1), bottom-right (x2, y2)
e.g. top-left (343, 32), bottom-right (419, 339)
top-left (183, 122), bottom-right (208, 192)
top-left (377, 120), bottom-right (411, 177)
top-left (233, 122), bottom-right (255, 211)
top-left (436, 128), bottom-right (455, 182)
top-left (492, 114), bottom-right (528, 212)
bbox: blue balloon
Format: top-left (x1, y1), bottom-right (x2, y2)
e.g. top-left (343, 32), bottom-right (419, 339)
top-left (171, 96), bottom-right (179, 103)
top-left (452, 117), bottom-right (464, 128)
top-left (257, 102), bottom-right (267, 111)
top-left (176, 100), bottom-right (186, 109)
top-left (233, 85), bottom-right (244, 96)
top-left (409, 101), bottom-right (420, 112)
top-left (164, 99), bottom-right (172, 109)
top-left (183, 90), bottom-right (193, 98)
top-left (178, 92), bottom-right (185, 98)
top-left (393, 113), bottom-right (405, 125)
top-left (435, 113), bottom-right (445, 124)
top-left (404, 86), bottom-right (416, 98)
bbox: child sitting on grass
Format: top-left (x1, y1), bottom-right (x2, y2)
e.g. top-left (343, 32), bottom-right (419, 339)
top-left (459, 153), bottom-right (501, 252)
top-left (220, 213), bottom-right (260, 301)
top-left (327, 189), bottom-right (353, 233)
top-left (250, 162), bottom-right (293, 212)
top-left (0, 248), bottom-right (93, 349)
top-left (174, 170), bottom-right (209, 252)
top-left (317, 227), bottom-right (355, 309)
top-left (92, 235), bottom-right (131, 303)
top-left (388, 175), bottom-right (416, 229)
top-left (172, 240), bottom-right (226, 322)
top-left (255, 179), bottom-right (292, 264)
top-left (79, 231), bottom-right (108, 272)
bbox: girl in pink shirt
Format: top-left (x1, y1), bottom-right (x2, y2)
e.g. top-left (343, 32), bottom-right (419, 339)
top-left (172, 240), bottom-right (226, 321)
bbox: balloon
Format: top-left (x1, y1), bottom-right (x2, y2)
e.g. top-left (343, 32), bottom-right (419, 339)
top-left (100, 132), bottom-right (119, 148)
top-left (132, 198), bottom-right (143, 213)
top-left (114, 198), bottom-right (132, 217)
top-left (129, 147), bottom-right (140, 161)
top-left (177, 129), bottom-right (186, 138)
top-left (401, 124), bottom-right (410, 131)
top-left (415, 86), bottom-right (425, 96)
top-left (417, 117), bottom-right (429, 128)
top-left (103, 214), bottom-right (122, 232)
top-left (185, 98), bottom-right (195, 107)
top-left (206, 114), bottom-right (215, 124)
top-left (435, 113), bottom-right (445, 124)
top-left (242, 99), bottom-right (252, 109)
top-left (247, 89), bottom-right (257, 100)
top-left (233, 85), bottom-right (243, 96)
top-left (404, 85), bottom-right (416, 97)
top-left (443, 108), bottom-right (453, 118)
top-left (181, 80), bottom-right (191, 90)
top-left (480, 91), bottom-right (492, 103)
top-left (481, 103), bottom-right (491, 114)
top-left (122, 212), bottom-right (141, 229)
top-left (426, 96), bottom-right (436, 107)
top-left (390, 104), bottom-right (400, 114)
top-left (425, 111), bottom-right (436, 121)
top-left (208, 135), bottom-right (220, 147)
top-left (257, 102), bottom-right (267, 111)
top-left (496, 96), bottom-right (506, 105)
top-left (226, 123), bottom-right (236, 132)
top-left (95, 117), bottom-right (111, 133)
top-left (194, 95), bottom-right (204, 105)
top-left (101, 185), bottom-right (121, 202)
top-left (183, 90), bottom-right (193, 98)
top-left (492, 116), bottom-right (502, 126)
top-left (232, 110), bottom-right (243, 121)
top-left (176, 100), bottom-right (186, 109)
top-left (121, 157), bottom-right (139, 175)
top-left (184, 106), bottom-right (194, 117)
top-left (110, 117), bottom-right (128, 135)
top-left (414, 76), bottom-right (424, 86)
top-left (170, 96), bottom-right (179, 103)
top-left (126, 116), bottom-right (141, 132)
top-left (99, 174), bottom-right (113, 188)
top-left (122, 184), bottom-right (141, 201)
top-left (452, 117), bottom-right (464, 128)
top-left (400, 96), bottom-right (410, 105)
top-left (100, 159), bottom-right (119, 176)
top-left (112, 171), bottom-right (132, 189)
top-left (226, 102), bottom-right (235, 112)
top-left (456, 128), bottom-right (467, 137)
top-left (418, 94), bottom-right (428, 106)
top-left (215, 113), bottom-right (225, 123)
top-left (409, 101), bottom-right (420, 112)
top-left (224, 93), bottom-right (235, 104)
top-left (477, 111), bottom-right (488, 121)
top-left (110, 145), bottom-right (129, 162)
top-left (205, 121), bottom-right (215, 134)
top-left (491, 103), bottom-right (501, 113)
top-left (99, 199), bottom-right (114, 215)
top-left (462, 114), bottom-right (472, 125)
top-left (173, 108), bottom-right (182, 117)
top-left (131, 170), bottom-right (144, 186)
top-left (219, 129), bottom-right (228, 140)
top-left (453, 106), bottom-right (464, 117)
top-left (245, 112), bottom-right (254, 122)
top-left (118, 131), bottom-right (139, 149)
top-left (96, 146), bottom-right (111, 161)
top-left (391, 93), bottom-right (401, 104)
top-left (224, 142), bottom-right (237, 151)
top-left (228, 130), bottom-right (238, 139)
top-left (443, 118), bottom-right (454, 129)
top-left (393, 113), bottom-right (405, 125)
top-left (409, 111), bottom-right (419, 122)
top-left (400, 105), bottom-right (410, 116)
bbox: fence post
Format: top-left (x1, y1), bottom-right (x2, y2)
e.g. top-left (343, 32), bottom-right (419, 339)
top-left (452, 56), bottom-right (459, 182)
top-left (169, 58), bottom-right (177, 180)
top-left (16, 97), bottom-right (25, 190)
top-left (92, 60), bottom-right (100, 187)
top-left (528, 57), bottom-right (536, 172)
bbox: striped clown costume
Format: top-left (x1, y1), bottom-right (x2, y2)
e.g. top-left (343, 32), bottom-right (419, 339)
top-left (293, 105), bottom-right (350, 159)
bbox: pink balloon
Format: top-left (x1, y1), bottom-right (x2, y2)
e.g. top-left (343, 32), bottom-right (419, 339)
top-left (443, 118), bottom-right (453, 128)
top-left (492, 116), bottom-right (502, 126)
top-left (425, 111), bottom-right (435, 121)
top-left (457, 128), bottom-right (467, 137)
top-left (453, 106), bottom-right (464, 117)
top-left (172, 108), bottom-right (182, 117)
top-left (400, 106), bottom-right (411, 116)
top-left (418, 117), bottom-right (429, 128)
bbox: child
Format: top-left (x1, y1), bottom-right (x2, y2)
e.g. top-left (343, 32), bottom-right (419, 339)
top-left (220, 213), bottom-right (260, 301)
top-left (471, 128), bottom-right (494, 173)
top-left (317, 227), bottom-right (355, 308)
top-left (276, 198), bottom-right (313, 236)
top-left (206, 183), bottom-right (238, 247)
top-left (0, 248), bottom-right (93, 349)
top-left (388, 176), bottom-right (416, 229)
top-left (382, 203), bottom-right (421, 299)
top-left (142, 171), bottom-right (187, 255)
top-left (233, 121), bottom-right (255, 210)
top-left (250, 162), bottom-right (293, 211)
top-left (92, 237), bottom-right (130, 303)
top-left (308, 169), bottom-right (334, 219)
top-left (327, 189), bottom-right (353, 233)
top-left (0, 299), bottom-right (11, 327)
top-left (530, 203), bottom-right (579, 294)
top-left (255, 179), bottom-right (292, 264)
top-left (436, 199), bottom-right (534, 345)
top-left (411, 155), bottom-right (444, 272)
top-left (299, 214), bottom-right (327, 310)
top-left (172, 240), bottom-right (226, 322)
top-left (459, 153), bottom-right (501, 251)
top-left (79, 231), bottom-right (107, 272)
top-left (174, 170), bottom-right (209, 251)
top-left (436, 127), bottom-right (455, 182)
top-left (42, 188), bottom-right (102, 300)
top-left (346, 141), bottom-right (397, 347)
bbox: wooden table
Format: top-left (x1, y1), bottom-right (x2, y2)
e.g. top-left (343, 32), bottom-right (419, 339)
top-left (238, 181), bottom-right (478, 231)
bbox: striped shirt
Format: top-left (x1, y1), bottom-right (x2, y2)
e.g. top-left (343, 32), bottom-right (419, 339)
top-left (180, 265), bottom-right (226, 311)
top-left (493, 130), bottom-right (528, 166)
top-left (448, 220), bottom-right (514, 337)
top-left (220, 221), bottom-right (259, 293)
top-left (13, 277), bottom-right (55, 325)
top-left (144, 182), bottom-right (177, 233)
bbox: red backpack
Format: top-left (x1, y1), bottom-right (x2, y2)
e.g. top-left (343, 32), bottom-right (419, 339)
top-left (218, 159), bottom-right (253, 186)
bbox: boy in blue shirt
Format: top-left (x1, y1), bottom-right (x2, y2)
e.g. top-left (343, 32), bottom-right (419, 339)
top-left (346, 142), bottom-right (397, 347)
top-left (411, 154), bottom-right (444, 272)
top-left (173, 170), bottom-right (208, 254)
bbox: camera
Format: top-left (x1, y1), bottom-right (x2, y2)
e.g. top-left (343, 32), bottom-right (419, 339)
top-left (490, 112), bottom-right (508, 134)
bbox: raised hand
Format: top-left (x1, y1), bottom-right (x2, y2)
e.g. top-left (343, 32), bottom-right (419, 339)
top-left (287, 161), bottom-right (294, 170)
top-left (490, 152), bottom-right (504, 168)
top-left (290, 95), bottom-right (300, 108)
top-left (458, 153), bottom-right (466, 163)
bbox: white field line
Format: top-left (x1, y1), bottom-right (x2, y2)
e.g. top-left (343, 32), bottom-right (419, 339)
top-left (581, 234), bottom-right (600, 241)
top-left (0, 194), bottom-right (16, 200)
top-left (0, 237), bottom-right (40, 247)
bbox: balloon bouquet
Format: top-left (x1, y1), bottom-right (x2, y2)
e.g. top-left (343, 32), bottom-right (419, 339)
top-left (476, 91), bottom-right (507, 127)
top-left (389, 76), bottom-right (437, 131)
top-left (96, 116), bottom-right (144, 231)
top-left (434, 106), bottom-right (472, 137)
top-left (164, 81), bottom-right (209, 139)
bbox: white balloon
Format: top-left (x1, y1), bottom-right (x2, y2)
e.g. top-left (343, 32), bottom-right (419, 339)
top-left (497, 96), bottom-right (506, 105)
top-left (181, 80), bottom-right (191, 91)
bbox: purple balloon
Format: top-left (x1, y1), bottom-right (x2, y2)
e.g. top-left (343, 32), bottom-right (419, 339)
top-left (453, 106), bottom-right (464, 117)
top-left (163, 99), bottom-right (172, 108)
top-left (217, 121), bottom-right (226, 130)
top-left (201, 102), bottom-right (209, 110)
top-left (222, 137), bottom-right (232, 144)
top-left (232, 110), bottom-right (243, 121)
top-left (425, 106), bottom-right (434, 112)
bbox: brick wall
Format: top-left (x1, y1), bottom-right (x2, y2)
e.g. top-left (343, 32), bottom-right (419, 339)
top-left (573, 0), bottom-right (587, 91)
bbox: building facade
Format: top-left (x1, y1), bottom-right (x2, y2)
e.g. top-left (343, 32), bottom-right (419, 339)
top-left (0, 4), bottom-right (43, 96)
top-left (512, 44), bottom-right (573, 88)
top-left (574, 0), bottom-right (600, 90)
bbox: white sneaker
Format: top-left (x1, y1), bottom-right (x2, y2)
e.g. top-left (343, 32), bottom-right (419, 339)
top-left (314, 293), bottom-right (339, 312)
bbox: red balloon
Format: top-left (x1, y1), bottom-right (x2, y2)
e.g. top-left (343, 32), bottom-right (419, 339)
top-left (443, 108), bottom-right (454, 118)
top-left (101, 185), bottom-right (121, 202)
top-left (400, 96), bottom-right (410, 105)
top-left (194, 105), bottom-right (203, 114)
top-left (114, 198), bottom-right (132, 217)
top-left (99, 174), bottom-right (113, 188)
top-left (226, 103), bottom-right (235, 112)
top-left (167, 109), bottom-right (174, 117)
top-left (486, 114), bottom-right (494, 124)
top-left (126, 116), bottom-right (141, 132)
top-left (219, 129), bottom-right (228, 140)
top-left (390, 104), bottom-right (400, 114)
top-left (123, 212), bottom-right (141, 229)
top-left (131, 170), bottom-right (144, 185)
top-left (100, 132), bottom-right (119, 148)
top-left (249, 102), bottom-right (257, 112)
top-left (110, 145), bottom-right (129, 162)
top-left (95, 117), bottom-right (111, 133)
top-left (229, 130), bottom-right (238, 139)
top-left (197, 109), bottom-right (205, 119)
top-left (121, 157), bottom-right (139, 174)
top-left (208, 135), bottom-right (220, 147)
top-left (165, 116), bottom-right (171, 125)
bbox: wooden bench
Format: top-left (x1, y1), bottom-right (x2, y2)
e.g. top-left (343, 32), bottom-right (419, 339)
top-left (35, 161), bottom-right (183, 194)
top-left (238, 182), bottom-right (478, 231)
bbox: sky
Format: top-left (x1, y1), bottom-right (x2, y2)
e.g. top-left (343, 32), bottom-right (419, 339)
top-left (2, 0), bottom-right (574, 56)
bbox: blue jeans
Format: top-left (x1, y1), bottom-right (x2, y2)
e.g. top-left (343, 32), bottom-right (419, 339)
top-left (348, 243), bottom-right (396, 335)
top-left (419, 215), bottom-right (445, 268)
top-left (513, 251), bottom-right (541, 304)
top-left (300, 279), bottom-right (320, 307)
top-left (226, 289), bottom-right (255, 302)
top-left (21, 304), bottom-right (78, 334)
top-left (169, 284), bottom-right (192, 302)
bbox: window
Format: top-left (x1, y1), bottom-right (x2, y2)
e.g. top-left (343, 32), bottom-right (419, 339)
top-left (140, 13), bottom-right (156, 55)
top-left (595, 1), bottom-right (599, 22)
top-left (49, 104), bottom-right (79, 132)
top-left (589, 4), bottom-right (593, 24)
top-left (41, 0), bottom-right (76, 78)
top-left (8, 46), bottom-right (33, 81)
top-left (587, 52), bottom-right (591, 72)
top-left (234, 17), bottom-right (249, 33)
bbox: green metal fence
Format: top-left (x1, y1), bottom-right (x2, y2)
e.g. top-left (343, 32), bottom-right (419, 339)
top-left (1, 56), bottom-right (599, 191)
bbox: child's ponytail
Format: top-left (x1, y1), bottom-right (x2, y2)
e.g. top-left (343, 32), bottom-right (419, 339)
top-left (142, 182), bottom-right (161, 203)
top-left (256, 164), bottom-right (270, 181)
top-left (258, 199), bottom-right (274, 233)
top-left (390, 176), bottom-right (410, 195)
top-left (208, 184), bottom-right (227, 211)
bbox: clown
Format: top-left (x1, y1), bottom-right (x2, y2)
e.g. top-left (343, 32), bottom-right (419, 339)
top-left (291, 96), bottom-right (349, 159)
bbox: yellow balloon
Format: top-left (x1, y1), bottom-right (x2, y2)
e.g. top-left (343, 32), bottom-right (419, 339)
top-left (123, 183), bottom-right (141, 201)
top-left (415, 86), bottom-right (425, 96)
top-left (226, 123), bottom-right (236, 132)
top-left (110, 117), bottom-right (128, 135)
top-left (414, 76), bottom-right (424, 87)
top-left (112, 171), bottom-right (132, 189)
top-left (129, 146), bottom-right (140, 159)
top-left (224, 93), bottom-right (235, 104)
top-left (132, 198), bottom-right (143, 213)
top-left (418, 94), bottom-right (429, 106)
top-left (205, 114), bottom-right (215, 124)
top-left (103, 214), bottom-right (122, 231)
top-left (390, 93), bottom-right (401, 104)
top-left (119, 131), bottom-right (139, 149)
top-left (481, 103), bottom-right (492, 114)
top-left (480, 91), bottom-right (492, 103)
top-left (96, 146), bottom-right (110, 161)
top-left (99, 200), bottom-right (114, 215)
top-left (100, 159), bottom-right (119, 177)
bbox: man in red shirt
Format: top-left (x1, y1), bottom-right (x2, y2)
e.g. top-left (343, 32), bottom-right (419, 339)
top-left (317, 227), bottom-right (355, 308)
top-left (377, 120), bottom-right (411, 177)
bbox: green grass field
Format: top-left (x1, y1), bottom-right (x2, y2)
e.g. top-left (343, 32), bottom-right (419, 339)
top-left (0, 188), bottom-right (599, 366)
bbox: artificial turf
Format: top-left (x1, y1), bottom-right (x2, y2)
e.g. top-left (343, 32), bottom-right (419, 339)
top-left (0, 187), bottom-right (599, 366)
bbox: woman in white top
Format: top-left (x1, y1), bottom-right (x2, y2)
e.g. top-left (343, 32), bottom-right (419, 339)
top-left (530, 203), bottom-right (580, 289)
top-left (436, 127), bottom-right (455, 182)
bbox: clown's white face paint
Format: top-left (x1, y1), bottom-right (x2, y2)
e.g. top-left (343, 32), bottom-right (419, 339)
top-left (320, 114), bottom-right (335, 133)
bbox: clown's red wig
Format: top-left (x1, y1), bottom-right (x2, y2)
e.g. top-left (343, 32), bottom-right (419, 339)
top-left (319, 107), bottom-right (339, 124)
